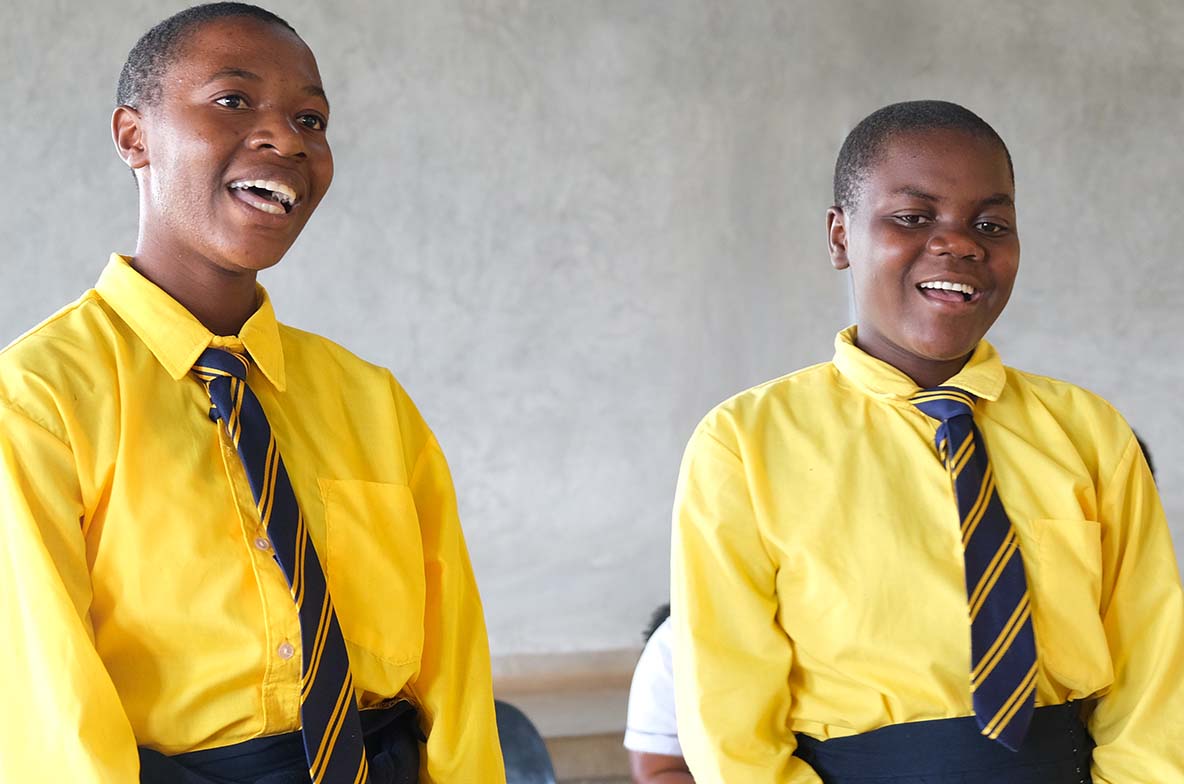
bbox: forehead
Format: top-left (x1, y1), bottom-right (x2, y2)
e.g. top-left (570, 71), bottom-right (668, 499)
top-left (865, 129), bottom-right (1014, 202)
top-left (165, 17), bottom-right (322, 90)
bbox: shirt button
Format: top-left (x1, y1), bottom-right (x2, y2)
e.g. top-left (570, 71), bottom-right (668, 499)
top-left (278, 641), bottom-right (296, 660)
top-left (254, 536), bottom-right (271, 551)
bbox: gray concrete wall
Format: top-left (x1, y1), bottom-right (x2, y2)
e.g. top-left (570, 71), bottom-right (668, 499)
top-left (2, 0), bottom-right (1181, 658)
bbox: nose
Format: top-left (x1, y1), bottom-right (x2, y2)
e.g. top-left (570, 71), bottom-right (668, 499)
top-left (926, 227), bottom-right (984, 261)
top-left (247, 110), bottom-right (306, 158)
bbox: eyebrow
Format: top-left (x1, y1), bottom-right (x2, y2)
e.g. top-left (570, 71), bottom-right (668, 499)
top-left (203, 67), bottom-right (330, 109)
top-left (891, 186), bottom-right (1014, 208)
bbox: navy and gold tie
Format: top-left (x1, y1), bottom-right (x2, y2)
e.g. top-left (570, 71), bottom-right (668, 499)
top-left (193, 348), bottom-right (368, 784)
top-left (911, 386), bottom-right (1037, 751)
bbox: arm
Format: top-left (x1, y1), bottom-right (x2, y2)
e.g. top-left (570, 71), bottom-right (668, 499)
top-left (1089, 433), bottom-right (1184, 782)
top-left (670, 426), bottom-right (821, 784)
top-left (405, 436), bottom-right (506, 783)
top-left (0, 403), bottom-right (139, 782)
top-left (629, 750), bottom-right (695, 783)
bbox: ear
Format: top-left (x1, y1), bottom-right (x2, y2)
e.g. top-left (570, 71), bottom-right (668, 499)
top-left (827, 206), bottom-right (850, 270)
top-left (112, 105), bottom-right (149, 171)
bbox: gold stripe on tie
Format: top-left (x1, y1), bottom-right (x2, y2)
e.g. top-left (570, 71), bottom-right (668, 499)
top-left (311, 674), bottom-right (356, 783)
top-left (984, 661), bottom-right (1039, 739)
top-left (230, 378), bottom-right (246, 445)
top-left (259, 438), bottom-right (281, 527)
top-left (912, 389), bottom-right (976, 408)
top-left (302, 594), bottom-right (334, 702)
top-left (947, 432), bottom-right (975, 473)
top-left (291, 514), bottom-right (308, 610)
top-left (951, 440), bottom-right (977, 479)
top-left (969, 531), bottom-right (1019, 620)
top-left (972, 593), bottom-right (1032, 686)
top-left (960, 464), bottom-right (995, 545)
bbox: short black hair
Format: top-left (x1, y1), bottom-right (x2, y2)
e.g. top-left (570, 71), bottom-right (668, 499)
top-left (643, 603), bottom-right (671, 643)
top-left (1134, 431), bottom-right (1156, 481)
top-left (116, 3), bottom-right (298, 109)
top-left (833, 100), bottom-right (1014, 213)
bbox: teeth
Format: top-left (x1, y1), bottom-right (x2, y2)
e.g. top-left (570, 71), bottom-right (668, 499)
top-left (229, 179), bottom-right (297, 206)
top-left (919, 281), bottom-right (976, 296)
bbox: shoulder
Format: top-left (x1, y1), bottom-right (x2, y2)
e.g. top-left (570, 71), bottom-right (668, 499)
top-left (277, 323), bottom-right (435, 450)
top-left (1, 290), bottom-right (113, 367)
top-left (0, 291), bottom-right (115, 432)
top-left (1000, 367), bottom-right (1130, 435)
top-left (1002, 367), bottom-right (1122, 415)
top-left (996, 366), bottom-right (1135, 477)
top-left (277, 324), bottom-right (419, 403)
top-left (277, 323), bottom-right (396, 384)
top-left (690, 360), bottom-right (841, 455)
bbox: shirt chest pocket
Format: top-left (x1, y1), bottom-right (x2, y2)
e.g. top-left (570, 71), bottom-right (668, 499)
top-left (319, 479), bottom-right (425, 667)
top-left (1028, 518), bottom-right (1113, 694)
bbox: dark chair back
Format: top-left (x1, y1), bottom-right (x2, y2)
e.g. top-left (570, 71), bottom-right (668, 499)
top-left (495, 700), bottom-right (557, 784)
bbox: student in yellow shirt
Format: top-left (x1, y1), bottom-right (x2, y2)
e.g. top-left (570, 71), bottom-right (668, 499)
top-left (0, 3), bottom-right (504, 782)
top-left (671, 101), bottom-right (1184, 783)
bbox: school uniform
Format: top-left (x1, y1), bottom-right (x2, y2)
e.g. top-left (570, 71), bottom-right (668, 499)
top-left (0, 254), bottom-right (505, 782)
top-left (671, 326), bottom-right (1184, 783)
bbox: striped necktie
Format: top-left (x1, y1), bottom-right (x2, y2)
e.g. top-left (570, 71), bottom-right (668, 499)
top-left (193, 348), bottom-right (369, 784)
top-left (911, 386), bottom-right (1037, 751)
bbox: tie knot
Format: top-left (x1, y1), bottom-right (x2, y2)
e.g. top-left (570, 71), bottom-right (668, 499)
top-left (193, 347), bottom-right (250, 382)
top-left (910, 385), bottom-right (976, 422)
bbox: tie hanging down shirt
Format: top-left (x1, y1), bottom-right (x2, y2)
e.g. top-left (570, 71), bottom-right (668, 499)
top-left (671, 326), bottom-right (1184, 784)
top-left (194, 347), bottom-right (368, 784)
top-left (0, 254), bottom-right (505, 783)
top-left (910, 386), bottom-right (1038, 750)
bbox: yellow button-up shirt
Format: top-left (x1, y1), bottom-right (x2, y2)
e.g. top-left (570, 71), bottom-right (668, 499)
top-left (0, 255), bottom-right (505, 782)
top-left (672, 326), bottom-right (1184, 784)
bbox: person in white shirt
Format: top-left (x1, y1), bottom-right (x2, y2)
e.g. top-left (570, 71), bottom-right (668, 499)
top-left (624, 605), bottom-right (694, 783)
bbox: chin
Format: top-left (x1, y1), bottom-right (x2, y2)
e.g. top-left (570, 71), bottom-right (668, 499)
top-left (915, 336), bottom-right (983, 362)
top-left (218, 244), bottom-right (292, 273)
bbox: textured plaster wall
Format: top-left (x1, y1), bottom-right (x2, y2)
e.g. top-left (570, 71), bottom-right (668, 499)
top-left (2, 1), bottom-right (1181, 657)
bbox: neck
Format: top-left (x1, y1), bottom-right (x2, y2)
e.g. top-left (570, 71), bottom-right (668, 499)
top-left (855, 335), bottom-right (973, 390)
top-left (132, 237), bottom-right (259, 337)
top-left (902, 357), bottom-right (971, 390)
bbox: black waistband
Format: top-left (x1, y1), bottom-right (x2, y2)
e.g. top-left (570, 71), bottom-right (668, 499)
top-left (139, 699), bottom-right (423, 784)
top-left (792, 703), bottom-right (1094, 784)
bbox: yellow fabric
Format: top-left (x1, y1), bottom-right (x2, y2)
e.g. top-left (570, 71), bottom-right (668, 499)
top-left (671, 326), bottom-right (1184, 784)
top-left (0, 254), bottom-right (505, 783)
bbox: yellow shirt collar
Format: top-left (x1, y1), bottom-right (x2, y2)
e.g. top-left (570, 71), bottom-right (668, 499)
top-left (95, 254), bottom-right (286, 391)
top-left (831, 325), bottom-right (1005, 402)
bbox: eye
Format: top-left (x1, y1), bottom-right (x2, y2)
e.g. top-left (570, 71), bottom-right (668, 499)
top-left (975, 221), bottom-right (1008, 235)
top-left (892, 213), bottom-right (932, 226)
top-left (214, 94), bottom-right (248, 109)
top-left (297, 113), bottom-right (327, 131)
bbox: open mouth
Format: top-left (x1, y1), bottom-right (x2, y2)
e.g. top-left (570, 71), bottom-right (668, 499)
top-left (917, 280), bottom-right (981, 304)
top-left (228, 179), bottom-right (298, 216)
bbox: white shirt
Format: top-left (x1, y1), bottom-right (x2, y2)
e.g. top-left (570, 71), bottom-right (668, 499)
top-left (624, 618), bottom-right (682, 756)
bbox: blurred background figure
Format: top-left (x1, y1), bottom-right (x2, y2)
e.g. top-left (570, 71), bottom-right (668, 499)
top-left (625, 604), bottom-right (693, 783)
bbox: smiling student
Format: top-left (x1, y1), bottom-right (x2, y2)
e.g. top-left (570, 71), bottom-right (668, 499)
top-left (0, 4), bottom-right (503, 782)
top-left (671, 101), bottom-right (1184, 783)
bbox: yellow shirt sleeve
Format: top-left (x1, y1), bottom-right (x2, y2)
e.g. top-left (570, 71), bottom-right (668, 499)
top-left (671, 422), bottom-right (822, 784)
top-left (1089, 434), bottom-right (1184, 782)
top-left (405, 436), bottom-right (506, 783)
top-left (0, 402), bottom-right (139, 782)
